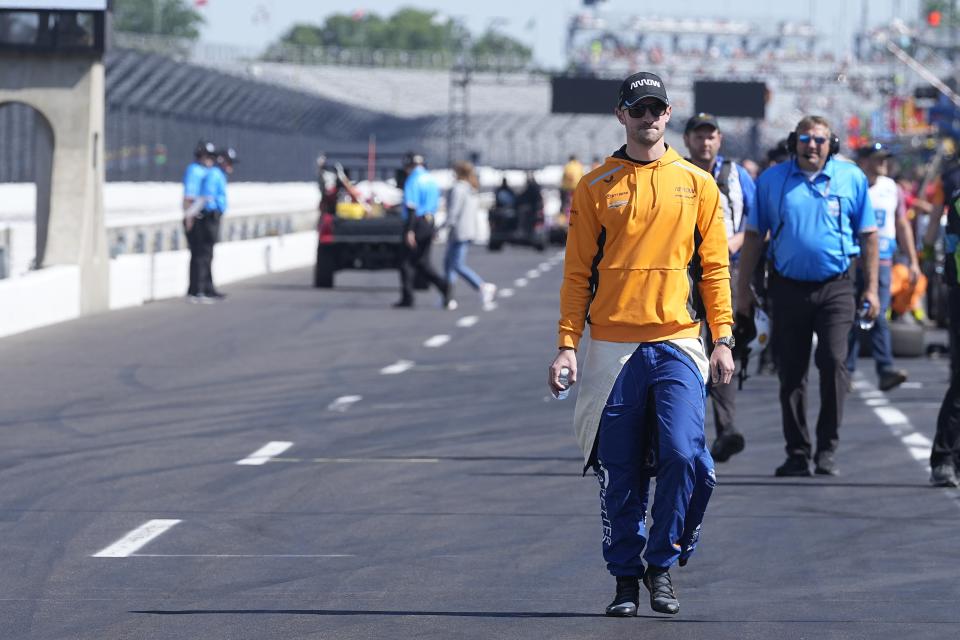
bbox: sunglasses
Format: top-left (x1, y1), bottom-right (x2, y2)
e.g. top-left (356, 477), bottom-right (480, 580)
top-left (798, 134), bottom-right (829, 145)
top-left (624, 102), bottom-right (667, 118)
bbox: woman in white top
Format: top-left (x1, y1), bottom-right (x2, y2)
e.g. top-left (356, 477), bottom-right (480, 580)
top-left (444, 161), bottom-right (496, 308)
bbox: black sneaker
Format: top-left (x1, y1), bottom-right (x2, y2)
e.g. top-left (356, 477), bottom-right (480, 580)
top-left (605, 576), bottom-right (639, 617)
top-left (878, 369), bottom-right (908, 392)
top-left (930, 464), bottom-right (960, 488)
top-left (710, 432), bottom-right (745, 463)
top-left (814, 451), bottom-right (839, 476)
top-left (392, 300), bottom-right (414, 308)
top-left (642, 566), bottom-right (679, 615)
top-left (775, 456), bottom-right (811, 477)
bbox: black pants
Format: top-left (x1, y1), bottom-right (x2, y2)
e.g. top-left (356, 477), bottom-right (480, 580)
top-left (932, 286), bottom-right (960, 469)
top-left (705, 264), bottom-right (739, 439)
top-left (769, 271), bottom-right (855, 460)
top-left (399, 216), bottom-right (449, 304)
top-left (186, 213), bottom-right (220, 296)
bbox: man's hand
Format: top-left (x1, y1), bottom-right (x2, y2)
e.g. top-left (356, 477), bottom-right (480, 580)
top-left (710, 344), bottom-right (735, 385)
top-left (862, 289), bottom-right (881, 320)
top-left (548, 349), bottom-right (578, 397)
top-left (908, 261), bottom-right (921, 286)
top-left (405, 230), bottom-right (416, 248)
top-left (184, 216), bottom-right (194, 232)
top-left (734, 293), bottom-right (753, 320)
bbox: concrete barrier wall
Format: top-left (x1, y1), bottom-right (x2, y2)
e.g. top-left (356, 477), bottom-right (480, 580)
top-left (0, 265), bottom-right (80, 338)
top-left (107, 230), bottom-right (317, 310)
top-left (1, 231), bottom-right (317, 339)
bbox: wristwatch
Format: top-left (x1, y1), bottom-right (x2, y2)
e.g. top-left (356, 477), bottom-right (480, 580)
top-left (714, 336), bottom-right (735, 349)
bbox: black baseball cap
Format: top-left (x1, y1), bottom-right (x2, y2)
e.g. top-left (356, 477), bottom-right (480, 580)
top-left (402, 151), bottom-right (425, 167)
top-left (856, 141), bottom-right (892, 159)
top-left (618, 71), bottom-right (669, 108)
top-left (195, 140), bottom-right (216, 158)
top-left (218, 147), bottom-right (239, 164)
top-left (685, 112), bottom-right (720, 133)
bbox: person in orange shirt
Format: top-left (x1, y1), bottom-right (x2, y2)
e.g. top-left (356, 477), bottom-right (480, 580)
top-left (547, 71), bottom-right (733, 618)
top-left (560, 154), bottom-right (584, 215)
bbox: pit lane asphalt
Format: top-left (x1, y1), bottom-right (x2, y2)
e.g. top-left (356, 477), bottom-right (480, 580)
top-left (1, 245), bottom-right (958, 640)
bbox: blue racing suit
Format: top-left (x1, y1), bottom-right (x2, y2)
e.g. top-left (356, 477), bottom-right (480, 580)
top-left (593, 342), bottom-right (716, 575)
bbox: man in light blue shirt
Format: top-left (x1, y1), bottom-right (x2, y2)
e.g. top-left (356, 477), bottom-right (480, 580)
top-left (683, 112), bottom-right (758, 463)
top-left (394, 152), bottom-right (452, 309)
top-left (189, 147), bottom-right (236, 301)
top-left (736, 116), bottom-right (878, 477)
top-left (184, 141), bottom-right (215, 300)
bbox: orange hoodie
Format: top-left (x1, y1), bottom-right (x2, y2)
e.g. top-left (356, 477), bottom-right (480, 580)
top-left (558, 145), bottom-right (733, 350)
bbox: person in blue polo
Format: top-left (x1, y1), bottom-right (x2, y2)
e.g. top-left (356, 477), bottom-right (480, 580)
top-left (394, 152), bottom-right (453, 309)
top-left (190, 147), bottom-right (236, 301)
top-left (736, 115), bottom-right (879, 477)
top-left (183, 140), bottom-right (215, 300)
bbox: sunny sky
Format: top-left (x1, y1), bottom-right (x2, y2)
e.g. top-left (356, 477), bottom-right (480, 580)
top-left (197, 0), bottom-right (925, 68)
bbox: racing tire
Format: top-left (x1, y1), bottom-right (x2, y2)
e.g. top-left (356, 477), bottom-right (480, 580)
top-left (890, 322), bottom-right (925, 358)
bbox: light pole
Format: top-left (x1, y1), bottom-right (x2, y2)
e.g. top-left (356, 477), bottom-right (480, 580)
top-left (153, 0), bottom-right (162, 35)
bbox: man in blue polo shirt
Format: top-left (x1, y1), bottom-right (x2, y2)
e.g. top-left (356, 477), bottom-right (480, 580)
top-left (183, 140), bottom-right (215, 300)
top-left (736, 116), bottom-right (878, 477)
top-left (190, 147), bottom-right (236, 301)
top-left (394, 152), bottom-right (453, 309)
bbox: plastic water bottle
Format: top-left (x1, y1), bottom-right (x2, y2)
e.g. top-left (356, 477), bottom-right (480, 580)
top-left (556, 366), bottom-right (571, 400)
top-left (858, 301), bottom-right (875, 331)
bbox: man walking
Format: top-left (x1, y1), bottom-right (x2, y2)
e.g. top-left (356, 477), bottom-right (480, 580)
top-left (847, 142), bottom-right (919, 391)
top-left (736, 117), bottom-right (878, 477)
top-left (394, 153), bottom-right (453, 309)
top-left (930, 157), bottom-right (960, 487)
top-left (683, 112), bottom-right (757, 462)
top-left (548, 71), bottom-right (734, 617)
top-left (560, 153), bottom-right (584, 214)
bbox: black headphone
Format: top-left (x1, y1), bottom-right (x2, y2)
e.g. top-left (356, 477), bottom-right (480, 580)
top-left (787, 130), bottom-right (840, 157)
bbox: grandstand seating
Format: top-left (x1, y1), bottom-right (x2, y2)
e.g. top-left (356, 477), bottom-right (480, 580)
top-left (3, 17), bottom-right (952, 184)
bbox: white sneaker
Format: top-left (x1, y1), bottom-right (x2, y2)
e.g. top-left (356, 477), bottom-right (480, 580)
top-left (444, 298), bottom-right (459, 311)
top-left (481, 282), bottom-right (498, 305)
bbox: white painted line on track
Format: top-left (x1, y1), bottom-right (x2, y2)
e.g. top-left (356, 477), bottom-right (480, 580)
top-left (312, 457), bottom-right (439, 463)
top-left (853, 376), bottom-right (951, 495)
top-left (328, 395), bottom-right (362, 412)
top-left (457, 315), bottom-right (479, 328)
top-left (865, 398), bottom-right (889, 407)
top-left (525, 270), bottom-right (540, 279)
top-left (271, 457), bottom-right (440, 464)
top-left (381, 360), bottom-right (415, 375)
top-left (498, 288), bottom-right (515, 298)
top-left (236, 441), bottom-right (294, 465)
top-left (901, 432), bottom-right (933, 448)
top-left (901, 382), bottom-right (924, 389)
top-left (132, 553), bottom-right (355, 558)
top-left (93, 520), bottom-right (181, 558)
top-left (874, 406), bottom-right (909, 426)
top-left (514, 278), bottom-right (528, 287)
top-left (538, 263), bottom-right (551, 272)
top-left (424, 334), bottom-right (451, 348)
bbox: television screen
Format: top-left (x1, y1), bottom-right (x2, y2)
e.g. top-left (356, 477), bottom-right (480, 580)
top-left (693, 81), bottom-right (767, 119)
top-left (551, 76), bottom-right (622, 114)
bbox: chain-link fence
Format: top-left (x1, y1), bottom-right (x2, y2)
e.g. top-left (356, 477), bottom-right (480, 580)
top-left (0, 46), bottom-right (430, 184)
